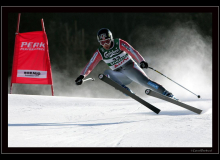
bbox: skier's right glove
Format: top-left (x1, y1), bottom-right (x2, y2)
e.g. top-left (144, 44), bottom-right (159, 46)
top-left (140, 61), bottom-right (148, 69)
top-left (75, 75), bottom-right (84, 85)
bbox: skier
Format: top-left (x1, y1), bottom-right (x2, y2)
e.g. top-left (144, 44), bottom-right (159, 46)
top-left (75, 28), bottom-right (177, 99)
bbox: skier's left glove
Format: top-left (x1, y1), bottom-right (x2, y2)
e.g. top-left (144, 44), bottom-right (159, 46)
top-left (75, 75), bottom-right (84, 85)
top-left (140, 61), bottom-right (148, 69)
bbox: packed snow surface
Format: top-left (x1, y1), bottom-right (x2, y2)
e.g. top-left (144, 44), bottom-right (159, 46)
top-left (8, 94), bottom-right (212, 147)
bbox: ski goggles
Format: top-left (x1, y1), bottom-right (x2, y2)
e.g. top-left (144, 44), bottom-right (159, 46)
top-left (99, 38), bottom-right (111, 46)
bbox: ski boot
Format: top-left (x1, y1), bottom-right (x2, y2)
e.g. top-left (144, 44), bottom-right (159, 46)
top-left (163, 90), bottom-right (179, 101)
top-left (121, 84), bottom-right (134, 96)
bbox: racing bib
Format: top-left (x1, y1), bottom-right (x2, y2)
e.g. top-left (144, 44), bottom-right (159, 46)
top-left (98, 38), bottom-right (131, 70)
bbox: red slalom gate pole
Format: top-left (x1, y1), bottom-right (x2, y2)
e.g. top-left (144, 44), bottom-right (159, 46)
top-left (41, 18), bottom-right (54, 96)
top-left (10, 13), bottom-right (21, 94)
top-left (16, 13), bottom-right (21, 34)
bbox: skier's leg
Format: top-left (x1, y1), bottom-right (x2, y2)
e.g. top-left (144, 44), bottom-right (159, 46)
top-left (103, 69), bottom-right (133, 94)
top-left (103, 69), bottom-right (132, 86)
top-left (121, 61), bottom-right (167, 95)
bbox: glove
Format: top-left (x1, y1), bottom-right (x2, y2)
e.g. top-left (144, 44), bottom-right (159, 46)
top-left (75, 75), bottom-right (84, 85)
top-left (140, 61), bottom-right (148, 69)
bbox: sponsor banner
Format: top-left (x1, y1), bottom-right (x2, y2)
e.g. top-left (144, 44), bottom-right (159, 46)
top-left (20, 42), bottom-right (45, 51)
top-left (11, 31), bottom-right (53, 85)
top-left (17, 70), bottom-right (47, 78)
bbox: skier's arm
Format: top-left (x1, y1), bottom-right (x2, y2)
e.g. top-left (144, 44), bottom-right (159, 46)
top-left (75, 50), bottom-right (102, 85)
top-left (80, 50), bottom-right (103, 78)
top-left (119, 39), bottom-right (145, 63)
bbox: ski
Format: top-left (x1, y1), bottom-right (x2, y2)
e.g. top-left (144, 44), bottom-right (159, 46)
top-left (98, 74), bottom-right (160, 114)
top-left (145, 89), bottom-right (202, 114)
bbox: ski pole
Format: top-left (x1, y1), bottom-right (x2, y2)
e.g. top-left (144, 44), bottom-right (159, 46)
top-left (75, 77), bottom-right (95, 85)
top-left (83, 78), bottom-right (95, 82)
top-left (148, 67), bottom-right (201, 98)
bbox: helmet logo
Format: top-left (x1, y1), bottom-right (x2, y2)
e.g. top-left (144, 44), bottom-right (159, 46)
top-left (100, 33), bottom-right (107, 40)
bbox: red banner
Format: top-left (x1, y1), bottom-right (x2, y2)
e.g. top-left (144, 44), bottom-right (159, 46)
top-left (11, 31), bottom-right (53, 85)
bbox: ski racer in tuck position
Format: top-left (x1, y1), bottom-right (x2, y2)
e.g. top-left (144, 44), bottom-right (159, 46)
top-left (75, 28), bottom-right (177, 99)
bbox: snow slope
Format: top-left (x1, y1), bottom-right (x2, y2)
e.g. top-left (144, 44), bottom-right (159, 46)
top-left (8, 94), bottom-right (212, 147)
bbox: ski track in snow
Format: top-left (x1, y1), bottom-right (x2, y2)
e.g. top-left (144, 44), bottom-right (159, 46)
top-left (8, 94), bottom-right (212, 147)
